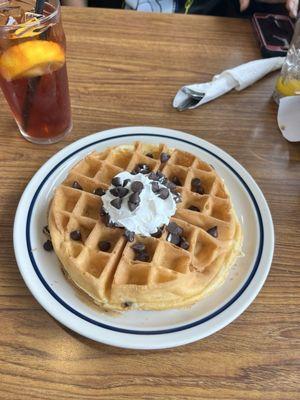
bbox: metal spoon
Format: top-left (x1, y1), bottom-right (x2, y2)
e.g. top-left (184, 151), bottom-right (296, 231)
top-left (176, 88), bottom-right (205, 111)
top-left (182, 87), bottom-right (205, 99)
top-left (176, 96), bottom-right (201, 111)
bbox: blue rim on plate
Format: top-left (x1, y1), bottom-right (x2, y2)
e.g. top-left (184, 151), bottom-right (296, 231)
top-left (26, 133), bottom-right (264, 335)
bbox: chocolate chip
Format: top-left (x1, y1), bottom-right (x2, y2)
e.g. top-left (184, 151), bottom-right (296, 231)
top-left (110, 187), bottom-right (120, 197)
top-left (72, 181), bottom-right (82, 190)
top-left (43, 239), bottom-right (53, 251)
top-left (131, 181), bottom-right (144, 193)
top-left (194, 185), bottom-right (204, 195)
top-left (166, 222), bottom-right (183, 236)
top-left (110, 198), bottom-right (122, 209)
top-left (129, 192), bottom-right (140, 204)
top-left (146, 153), bottom-right (154, 158)
top-left (134, 252), bottom-right (150, 262)
top-left (188, 205), bottom-right (200, 212)
top-left (161, 178), bottom-right (168, 185)
top-left (191, 178), bottom-right (201, 186)
top-left (122, 301), bottom-right (133, 308)
top-left (151, 226), bottom-right (164, 238)
top-left (167, 233), bottom-right (181, 245)
top-left (180, 238), bottom-right (189, 250)
top-left (174, 193), bottom-right (182, 204)
top-left (100, 207), bottom-right (106, 217)
top-left (156, 172), bottom-right (167, 185)
top-left (191, 177), bottom-right (205, 194)
top-left (158, 187), bottom-right (169, 200)
top-left (207, 226), bottom-right (218, 238)
top-left (148, 172), bottom-right (158, 181)
top-left (110, 187), bottom-right (129, 198)
top-left (124, 229), bottom-right (135, 242)
top-left (132, 163), bottom-right (150, 174)
top-left (70, 230), bottom-right (81, 241)
top-left (128, 201), bottom-right (139, 212)
top-left (151, 231), bottom-right (162, 238)
top-left (132, 242), bottom-right (146, 252)
top-left (105, 216), bottom-right (116, 228)
top-left (171, 176), bottom-right (182, 186)
top-left (118, 187), bottom-right (129, 198)
top-left (123, 179), bottom-right (131, 187)
top-left (93, 187), bottom-right (106, 196)
top-left (171, 189), bottom-right (182, 203)
top-left (160, 152), bottom-right (170, 163)
top-left (100, 209), bottom-right (115, 228)
top-left (139, 163), bottom-right (150, 173)
top-left (98, 241), bottom-right (111, 252)
top-left (151, 181), bottom-right (160, 193)
top-left (165, 181), bottom-right (176, 191)
top-left (43, 225), bottom-right (50, 236)
top-left (111, 177), bottom-right (122, 187)
top-left (166, 222), bottom-right (176, 233)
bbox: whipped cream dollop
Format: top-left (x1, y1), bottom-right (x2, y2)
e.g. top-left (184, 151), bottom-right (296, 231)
top-left (102, 171), bottom-right (177, 236)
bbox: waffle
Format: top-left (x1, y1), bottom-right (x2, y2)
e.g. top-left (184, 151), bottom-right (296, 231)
top-left (48, 142), bottom-right (242, 311)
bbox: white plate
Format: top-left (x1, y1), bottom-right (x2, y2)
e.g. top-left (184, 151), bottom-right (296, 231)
top-left (14, 127), bottom-right (274, 350)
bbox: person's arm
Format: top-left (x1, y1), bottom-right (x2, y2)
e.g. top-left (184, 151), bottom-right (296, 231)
top-left (239, 0), bottom-right (299, 17)
top-left (61, 0), bottom-right (87, 6)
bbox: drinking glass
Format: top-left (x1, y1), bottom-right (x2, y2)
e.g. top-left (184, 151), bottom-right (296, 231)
top-left (0, 0), bottom-right (72, 144)
top-left (273, 17), bottom-right (300, 104)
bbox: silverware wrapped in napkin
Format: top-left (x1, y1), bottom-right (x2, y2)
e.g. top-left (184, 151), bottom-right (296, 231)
top-left (173, 57), bottom-right (285, 111)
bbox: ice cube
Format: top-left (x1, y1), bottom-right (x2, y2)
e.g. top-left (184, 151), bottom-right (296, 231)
top-left (6, 15), bottom-right (17, 24)
top-left (0, 0), bottom-right (36, 25)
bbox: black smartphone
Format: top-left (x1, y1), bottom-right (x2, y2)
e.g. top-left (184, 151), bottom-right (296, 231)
top-left (252, 13), bottom-right (295, 58)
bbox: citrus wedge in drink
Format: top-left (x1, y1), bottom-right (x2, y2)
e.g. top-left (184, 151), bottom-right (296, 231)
top-left (0, 40), bottom-right (65, 81)
top-left (276, 76), bottom-right (300, 97)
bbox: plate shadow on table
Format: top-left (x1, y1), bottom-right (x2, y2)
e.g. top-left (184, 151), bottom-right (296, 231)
top-left (51, 315), bottom-right (203, 354)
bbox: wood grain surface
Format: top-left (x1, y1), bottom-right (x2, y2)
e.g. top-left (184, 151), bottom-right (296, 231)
top-left (0, 7), bottom-right (299, 400)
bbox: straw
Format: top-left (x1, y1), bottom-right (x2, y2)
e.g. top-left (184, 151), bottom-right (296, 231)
top-left (35, 0), bottom-right (46, 15)
top-left (22, 0), bottom-right (46, 132)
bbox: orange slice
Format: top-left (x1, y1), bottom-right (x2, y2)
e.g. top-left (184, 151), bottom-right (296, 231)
top-left (14, 18), bottom-right (40, 39)
top-left (276, 76), bottom-right (300, 97)
top-left (0, 40), bottom-right (65, 81)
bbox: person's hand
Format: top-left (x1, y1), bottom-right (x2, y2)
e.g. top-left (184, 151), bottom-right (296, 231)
top-left (239, 0), bottom-right (299, 18)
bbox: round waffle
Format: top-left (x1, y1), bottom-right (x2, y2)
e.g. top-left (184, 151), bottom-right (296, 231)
top-left (48, 142), bottom-right (242, 311)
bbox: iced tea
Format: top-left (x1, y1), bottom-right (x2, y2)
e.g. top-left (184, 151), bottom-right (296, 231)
top-left (0, 0), bottom-right (72, 143)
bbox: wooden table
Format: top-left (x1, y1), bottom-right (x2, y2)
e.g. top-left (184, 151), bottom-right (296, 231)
top-left (1, 7), bottom-right (299, 400)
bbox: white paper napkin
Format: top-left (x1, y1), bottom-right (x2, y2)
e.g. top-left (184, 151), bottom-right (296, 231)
top-left (277, 96), bottom-right (300, 142)
top-left (173, 57), bottom-right (285, 110)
